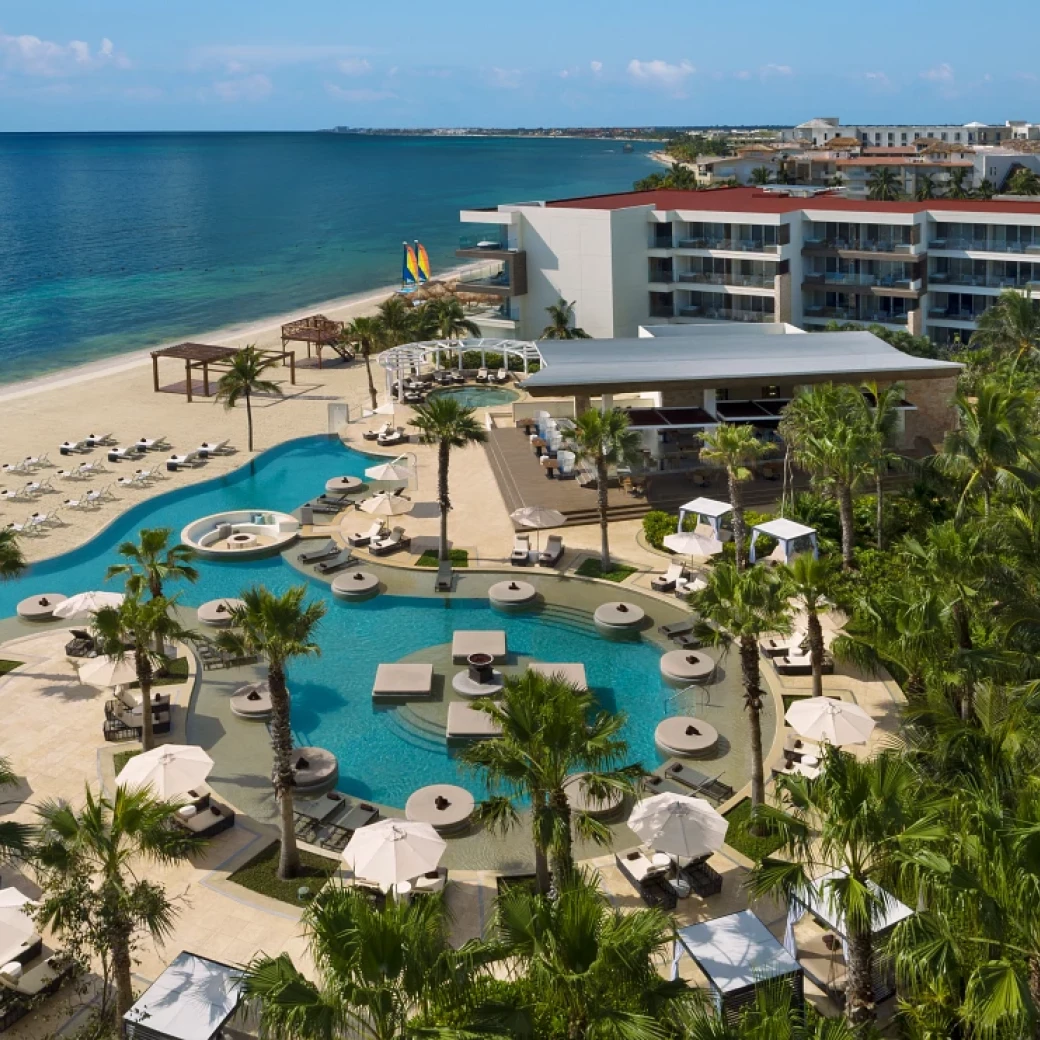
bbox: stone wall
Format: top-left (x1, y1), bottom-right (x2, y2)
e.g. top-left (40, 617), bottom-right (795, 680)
top-left (901, 374), bottom-right (959, 450)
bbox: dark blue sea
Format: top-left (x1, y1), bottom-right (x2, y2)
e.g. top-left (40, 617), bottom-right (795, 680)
top-left (0, 133), bottom-right (657, 384)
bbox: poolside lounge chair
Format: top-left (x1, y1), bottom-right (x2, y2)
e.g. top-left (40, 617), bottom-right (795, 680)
top-left (173, 800), bottom-right (235, 838)
top-left (316, 549), bottom-right (356, 574)
top-left (760, 631), bottom-right (807, 658)
top-left (299, 539), bottom-right (339, 563)
top-left (107, 446), bottom-right (141, 463)
top-left (347, 521), bottom-right (384, 547)
top-left (783, 731), bottom-right (823, 764)
top-left (435, 559), bottom-right (453, 592)
top-left (24, 453), bottom-right (49, 469)
top-left (136, 435), bottom-right (169, 452)
top-left (615, 848), bottom-right (677, 910)
top-left (166, 450), bottom-right (199, 471)
top-left (658, 761), bottom-right (734, 803)
top-left (475, 367), bottom-right (489, 383)
top-left (0, 950), bottom-right (73, 1033)
top-left (651, 562), bottom-right (685, 592)
top-left (84, 432), bottom-right (115, 447)
top-left (364, 422), bottom-right (394, 442)
top-left (659, 618), bottom-right (695, 639)
top-left (377, 429), bottom-right (406, 447)
top-left (24, 476), bottom-right (53, 495)
top-left (6, 520), bottom-right (35, 537)
top-left (678, 855), bottom-right (724, 897)
top-left (775, 649), bottom-right (834, 676)
top-left (494, 368), bottom-right (509, 383)
top-left (538, 533), bottom-right (564, 567)
top-left (675, 573), bottom-right (707, 596)
top-left (59, 440), bottom-right (85, 456)
top-left (371, 527), bottom-right (410, 556)
top-left (510, 534), bottom-right (531, 566)
top-left (307, 499), bottom-right (346, 516)
top-left (197, 438), bottom-right (229, 458)
top-left (413, 867), bottom-right (448, 896)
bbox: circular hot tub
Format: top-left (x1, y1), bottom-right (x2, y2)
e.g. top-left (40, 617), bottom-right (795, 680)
top-left (181, 510), bottom-right (300, 559)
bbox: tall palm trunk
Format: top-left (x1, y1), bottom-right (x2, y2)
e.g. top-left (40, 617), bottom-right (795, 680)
top-left (135, 646), bottom-right (155, 752)
top-left (596, 455), bottom-right (610, 570)
top-left (875, 472), bottom-right (884, 551)
top-left (148, 578), bottom-right (166, 659)
top-left (111, 920), bottom-right (136, 1021)
top-left (548, 787), bottom-right (573, 882)
top-left (268, 662), bottom-right (300, 879)
top-left (245, 388), bottom-right (254, 452)
top-left (532, 793), bottom-right (552, 894)
top-left (845, 928), bottom-right (876, 1027)
top-left (437, 441), bottom-right (451, 562)
top-left (1029, 956), bottom-right (1040, 1040)
top-left (953, 601), bottom-right (974, 721)
top-left (837, 483), bottom-right (855, 570)
top-left (729, 469), bottom-right (746, 570)
top-left (363, 344), bottom-right (378, 410)
top-left (739, 635), bottom-right (767, 822)
top-left (807, 610), bottom-right (825, 698)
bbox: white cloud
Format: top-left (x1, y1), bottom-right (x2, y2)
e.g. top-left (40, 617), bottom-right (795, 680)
top-left (195, 44), bottom-right (368, 70)
top-left (0, 31), bottom-right (129, 77)
top-left (734, 69), bottom-right (752, 81)
top-left (760, 63), bottom-right (792, 77)
top-left (590, 60), bottom-right (603, 74)
top-left (338, 58), bottom-right (371, 76)
top-left (920, 62), bottom-right (954, 83)
top-left (487, 67), bottom-right (523, 89)
top-left (865, 70), bottom-right (893, 89)
top-left (211, 73), bottom-right (272, 102)
top-left (1015, 71), bottom-right (1038, 82)
top-left (626, 58), bottom-right (695, 94)
top-left (325, 84), bottom-right (395, 102)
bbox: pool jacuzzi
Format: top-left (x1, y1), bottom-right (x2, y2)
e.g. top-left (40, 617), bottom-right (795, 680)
top-left (429, 385), bottom-right (519, 409)
top-left (181, 509), bottom-right (300, 558)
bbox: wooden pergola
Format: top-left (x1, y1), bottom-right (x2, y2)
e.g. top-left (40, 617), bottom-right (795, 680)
top-left (151, 342), bottom-right (296, 402)
top-left (281, 315), bottom-right (353, 368)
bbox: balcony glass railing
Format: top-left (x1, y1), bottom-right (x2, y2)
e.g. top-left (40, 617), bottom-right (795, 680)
top-left (929, 271), bottom-right (1040, 290)
top-left (928, 308), bottom-right (988, 322)
top-left (804, 272), bottom-right (914, 289)
top-left (804, 237), bottom-right (914, 253)
top-left (675, 237), bottom-right (779, 253)
top-left (803, 305), bottom-right (909, 325)
top-left (679, 305), bottom-right (773, 322)
top-left (678, 272), bottom-right (774, 288)
top-left (930, 237), bottom-right (1040, 254)
top-left (459, 233), bottom-right (508, 251)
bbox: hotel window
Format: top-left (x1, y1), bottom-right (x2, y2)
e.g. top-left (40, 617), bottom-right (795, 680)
top-left (761, 385), bottom-right (780, 398)
top-left (875, 133), bottom-right (882, 143)
top-left (716, 389), bottom-right (730, 402)
top-left (955, 132), bottom-right (961, 141)
top-left (914, 132), bottom-right (921, 139)
top-left (901, 133), bottom-right (908, 143)
top-left (941, 132), bottom-right (948, 141)
top-left (888, 133), bottom-right (895, 143)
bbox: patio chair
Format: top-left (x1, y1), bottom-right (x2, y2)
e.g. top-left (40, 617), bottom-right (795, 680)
top-left (347, 521), bottom-right (384, 547)
top-left (299, 539), bottom-right (339, 563)
top-left (475, 367), bottom-right (489, 383)
top-left (371, 527), bottom-right (410, 556)
top-left (538, 534), bottom-right (564, 568)
top-left (651, 562), bottom-right (685, 593)
top-left (510, 534), bottom-right (531, 566)
top-left (614, 848), bottom-right (677, 911)
top-left (494, 368), bottom-right (509, 383)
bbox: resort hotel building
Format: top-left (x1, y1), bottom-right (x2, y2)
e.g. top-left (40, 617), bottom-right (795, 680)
top-left (458, 185), bottom-right (1040, 349)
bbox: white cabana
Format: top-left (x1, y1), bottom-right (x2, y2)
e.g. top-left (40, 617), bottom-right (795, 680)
top-left (671, 910), bottom-right (804, 1022)
top-left (749, 518), bottom-right (818, 564)
top-left (677, 498), bottom-right (733, 540)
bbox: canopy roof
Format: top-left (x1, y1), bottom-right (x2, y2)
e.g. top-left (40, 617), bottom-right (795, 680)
top-left (752, 518), bottom-right (816, 542)
top-left (149, 343), bottom-right (239, 363)
top-left (123, 952), bottom-right (243, 1040)
top-left (677, 911), bottom-right (801, 994)
top-left (793, 869), bottom-right (913, 938)
top-left (680, 497), bottom-right (733, 519)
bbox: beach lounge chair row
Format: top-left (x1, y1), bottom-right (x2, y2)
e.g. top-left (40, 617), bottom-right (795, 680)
top-left (3, 453), bottom-right (50, 472)
top-left (316, 549), bottom-right (357, 573)
top-left (510, 532), bottom-right (565, 567)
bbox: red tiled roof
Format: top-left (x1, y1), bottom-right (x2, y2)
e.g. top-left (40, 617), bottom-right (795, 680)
top-left (543, 185), bottom-right (1040, 216)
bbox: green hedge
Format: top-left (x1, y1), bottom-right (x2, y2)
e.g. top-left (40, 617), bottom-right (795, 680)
top-left (642, 511), bottom-right (677, 550)
top-left (458, 350), bottom-right (540, 373)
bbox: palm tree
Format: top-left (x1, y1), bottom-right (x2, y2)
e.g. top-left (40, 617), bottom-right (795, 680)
top-left (0, 757), bottom-right (32, 863)
top-left (406, 300), bottom-right (441, 342)
top-left (750, 166), bottom-right (773, 185)
top-left (214, 345), bottom-right (283, 452)
top-left (488, 872), bottom-right (694, 1035)
top-left (243, 886), bottom-right (475, 1040)
top-left (93, 589), bottom-right (189, 751)
top-left (570, 407), bottom-right (642, 571)
top-left (866, 166), bottom-right (902, 201)
top-left (859, 380), bottom-right (905, 550)
top-left (34, 785), bottom-right (203, 1021)
top-left (429, 296), bottom-right (479, 340)
top-left (946, 166), bottom-right (971, 199)
top-left (216, 586), bottom-right (325, 879)
top-left (410, 396), bottom-right (486, 562)
top-left (692, 563), bottom-right (791, 815)
top-left (782, 554), bottom-right (838, 698)
top-left (914, 173), bottom-right (938, 200)
top-left (971, 288), bottom-right (1040, 363)
top-left (376, 295), bottom-right (415, 346)
top-left (0, 528), bottom-right (26, 581)
top-left (933, 377), bottom-right (1040, 516)
top-left (682, 984), bottom-right (857, 1039)
top-left (747, 748), bottom-right (943, 1028)
top-left (343, 315), bottom-right (385, 411)
top-left (699, 424), bottom-right (770, 569)
top-left (975, 177), bottom-right (996, 199)
top-left (780, 384), bottom-right (873, 569)
top-left (1008, 167), bottom-right (1040, 196)
top-left (540, 298), bottom-right (591, 340)
top-left (462, 670), bottom-right (639, 892)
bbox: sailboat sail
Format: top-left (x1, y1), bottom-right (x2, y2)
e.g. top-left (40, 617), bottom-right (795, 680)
top-left (402, 241), bottom-right (419, 287)
top-left (416, 241), bottom-right (431, 283)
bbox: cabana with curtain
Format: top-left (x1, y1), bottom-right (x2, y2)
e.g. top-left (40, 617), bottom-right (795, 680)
top-left (676, 497), bottom-right (733, 541)
top-left (749, 518), bottom-right (818, 564)
top-left (783, 869), bottom-right (913, 1005)
top-left (671, 910), bottom-right (803, 1024)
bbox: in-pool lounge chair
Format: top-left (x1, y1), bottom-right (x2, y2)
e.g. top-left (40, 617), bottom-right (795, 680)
top-left (347, 521), bottom-right (384, 547)
top-left (316, 549), bottom-right (356, 574)
top-left (538, 534), bottom-right (564, 567)
top-left (435, 559), bottom-right (453, 592)
top-left (371, 527), bottom-right (410, 556)
top-left (299, 539), bottom-right (339, 564)
top-left (510, 534), bottom-right (531, 566)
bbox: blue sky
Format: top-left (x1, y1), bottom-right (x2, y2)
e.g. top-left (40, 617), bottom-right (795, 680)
top-left (2, 0), bottom-right (1039, 131)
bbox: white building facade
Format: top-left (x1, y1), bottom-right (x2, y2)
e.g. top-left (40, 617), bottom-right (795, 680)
top-left (459, 187), bottom-right (1040, 349)
top-left (782, 117), bottom-right (1039, 147)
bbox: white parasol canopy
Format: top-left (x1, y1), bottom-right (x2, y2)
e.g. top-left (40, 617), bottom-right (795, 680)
top-left (342, 819), bottom-right (446, 892)
top-left (116, 744), bottom-right (214, 799)
top-left (365, 460), bottom-right (414, 483)
top-left (0, 889), bottom-right (34, 909)
top-left (785, 698), bottom-right (875, 746)
top-left (0, 902), bottom-right (36, 942)
top-left (663, 532), bottom-right (725, 558)
top-left (359, 493), bottom-right (413, 517)
top-left (628, 793), bottom-right (729, 860)
top-left (78, 654), bottom-right (140, 689)
top-left (510, 505), bottom-right (566, 529)
top-left (53, 591), bottom-right (124, 619)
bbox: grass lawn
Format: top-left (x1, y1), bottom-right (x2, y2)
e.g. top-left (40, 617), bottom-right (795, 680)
top-left (575, 558), bottom-right (637, 583)
top-left (129, 657), bottom-right (190, 689)
top-left (415, 549), bottom-right (469, 568)
top-left (723, 798), bottom-right (785, 862)
top-left (782, 693), bottom-right (811, 715)
top-left (0, 660), bottom-right (24, 677)
top-left (113, 749), bottom-right (141, 774)
top-left (229, 841), bottom-right (340, 906)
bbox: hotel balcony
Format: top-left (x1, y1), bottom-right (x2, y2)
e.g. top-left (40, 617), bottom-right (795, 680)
top-left (673, 236), bottom-right (781, 254)
top-left (678, 306), bottom-right (774, 323)
top-left (455, 253), bottom-right (528, 297)
top-left (928, 264), bottom-right (1040, 294)
top-left (802, 304), bottom-right (910, 327)
top-left (801, 272), bottom-right (923, 297)
top-left (930, 222), bottom-right (1040, 256)
top-left (803, 221), bottom-right (920, 260)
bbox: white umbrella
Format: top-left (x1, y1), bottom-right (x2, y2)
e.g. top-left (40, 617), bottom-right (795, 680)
top-left (342, 819), bottom-right (446, 892)
top-left (78, 654), bottom-right (140, 689)
top-left (116, 744), bottom-right (214, 799)
top-left (0, 889), bottom-right (34, 909)
top-left (511, 505), bottom-right (566, 550)
top-left (365, 460), bottom-right (414, 483)
top-left (628, 793), bottom-right (729, 860)
top-left (0, 903), bottom-right (36, 942)
top-left (663, 532), bottom-right (725, 558)
top-left (54, 591), bottom-right (124, 619)
top-left (785, 698), bottom-right (875, 746)
top-left (359, 492), bottom-right (413, 517)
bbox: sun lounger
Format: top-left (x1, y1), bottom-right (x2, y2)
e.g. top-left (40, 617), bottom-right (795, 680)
top-left (136, 436), bottom-right (169, 452)
top-left (197, 438), bottom-right (229, 458)
top-left (413, 867), bottom-right (448, 896)
top-left (347, 522), bottom-right (384, 547)
top-left (615, 848), bottom-right (677, 910)
top-left (510, 534), bottom-right (531, 566)
top-left (775, 650), bottom-right (833, 676)
top-left (166, 451), bottom-right (199, 471)
top-left (370, 527), bottom-right (409, 556)
top-left (24, 477), bottom-right (53, 495)
top-left (84, 432), bottom-right (114, 447)
top-left (107, 446), bottom-right (141, 463)
top-left (5, 520), bottom-right (35, 537)
top-left (307, 499), bottom-right (347, 516)
top-left (339, 802), bottom-right (379, 831)
top-left (23, 453), bottom-right (49, 469)
top-left (675, 574), bottom-right (707, 596)
top-left (538, 534), bottom-right (564, 568)
top-left (315, 549), bottom-right (356, 574)
top-left (659, 618), bottom-right (695, 638)
top-left (59, 441), bottom-right (85, 456)
top-left (173, 800), bottom-right (235, 838)
top-left (651, 562), bottom-right (685, 592)
top-left (494, 368), bottom-right (508, 383)
top-left (377, 429), bottom-right (405, 447)
top-left (783, 730), bottom-right (822, 764)
top-left (659, 761), bottom-right (734, 803)
top-left (299, 539), bottom-right (339, 563)
top-left (678, 856), bottom-right (724, 897)
top-left (475, 368), bottom-right (489, 383)
top-left (435, 559), bottom-right (453, 592)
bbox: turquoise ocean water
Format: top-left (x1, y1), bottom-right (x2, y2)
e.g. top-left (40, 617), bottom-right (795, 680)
top-left (0, 133), bottom-right (657, 384)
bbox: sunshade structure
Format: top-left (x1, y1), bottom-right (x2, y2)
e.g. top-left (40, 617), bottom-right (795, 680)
top-left (116, 744), bottom-right (214, 800)
top-left (785, 698), bottom-right (875, 746)
top-left (663, 531), bottom-right (725, 559)
top-left (0, 889), bottom-right (33, 910)
top-left (124, 951), bottom-right (244, 1040)
top-left (359, 492), bottom-right (413, 517)
top-left (671, 910), bottom-right (803, 1023)
top-left (511, 505), bottom-right (566, 550)
top-left (628, 793), bottom-right (728, 861)
top-left (78, 654), bottom-right (140, 690)
top-left (784, 868), bottom-right (913, 1004)
top-left (0, 901), bottom-right (36, 944)
top-left (749, 518), bottom-right (818, 564)
top-left (365, 457), bottom-right (414, 483)
top-left (53, 590), bottom-right (124, 618)
top-left (677, 497), bottom-right (732, 538)
top-left (343, 819), bottom-right (446, 892)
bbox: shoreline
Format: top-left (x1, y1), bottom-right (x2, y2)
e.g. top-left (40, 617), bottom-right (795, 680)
top-left (0, 260), bottom-right (483, 402)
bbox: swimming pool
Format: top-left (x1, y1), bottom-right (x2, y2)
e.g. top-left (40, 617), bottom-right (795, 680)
top-left (428, 385), bottom-right (519, 409)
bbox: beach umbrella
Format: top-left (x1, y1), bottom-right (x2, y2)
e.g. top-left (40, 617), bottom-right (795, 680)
top-left (116, 744), bottom-right (214, 799)
top-left (0, 889), bottom-right (34, 910)
top-left (0, 902), bottom-right (36, 942)
top-left (511, 505), bottom-right (566, 550)
top-left (342, 819), bottom-right (446, 892)
top-left (359, 493), bottom-right (413, 517)
top-left (78, 654), bottom-right (140, 689)
top-left (663, 531), bottom-right (725, 558)
top-left (628, 793), bottom-right (728, 861)
top-left (54, 591), bottom-right (124, 619)
top-left (785, 698), bottom-right (875, 746)
top-left (365, 460), bottom-right (414, 483)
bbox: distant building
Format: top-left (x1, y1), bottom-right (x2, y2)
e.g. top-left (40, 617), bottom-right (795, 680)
top-left (782, 116), bottom-right (1040, 147)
